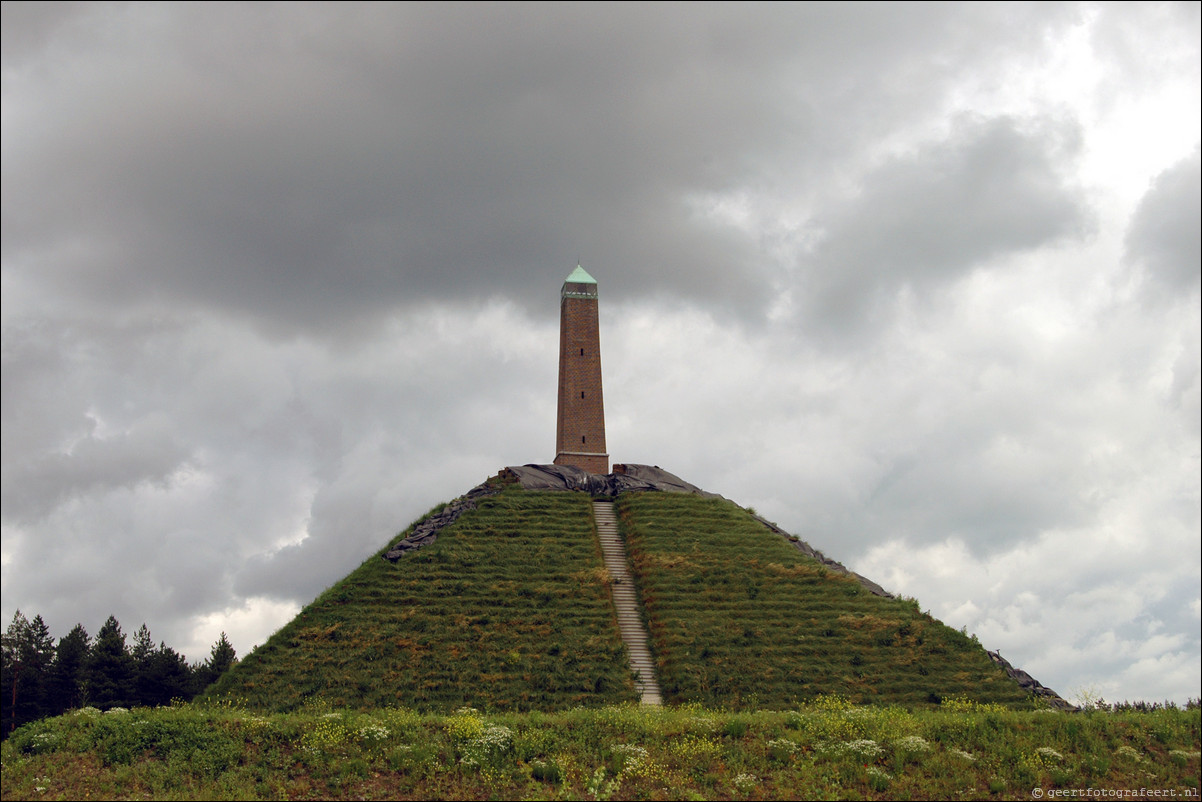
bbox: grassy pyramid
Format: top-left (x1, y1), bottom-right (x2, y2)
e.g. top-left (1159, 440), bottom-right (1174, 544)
top-left (207, 478), bottom-right (1034, 712)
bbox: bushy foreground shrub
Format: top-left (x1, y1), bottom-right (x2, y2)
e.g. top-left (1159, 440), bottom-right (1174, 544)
top-left (2, 698), bottom-right (1197, 800)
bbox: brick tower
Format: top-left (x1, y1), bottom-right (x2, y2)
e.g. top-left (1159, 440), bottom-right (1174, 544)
top-left (554, 264), bottom-right (609, 474)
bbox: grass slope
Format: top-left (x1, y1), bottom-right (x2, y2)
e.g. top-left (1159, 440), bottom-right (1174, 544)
top-left (207, 487), bottom-right (638, 712)
top-left (619, 493), bottom-right (1033, 709)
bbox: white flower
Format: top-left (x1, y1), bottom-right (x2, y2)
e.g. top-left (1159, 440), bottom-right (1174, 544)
top-left (733, 773), bottom-right (757, 792)
top-left (613, 743), bottom-right (649, 771)
top-left (358, 724), bottom-right (390, 741)
top-left (845, 739), bottom-right (884, 760)
top-left (893, 735), bottom-right (931, 752)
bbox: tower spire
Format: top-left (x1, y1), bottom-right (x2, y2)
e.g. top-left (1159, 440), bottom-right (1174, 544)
top-left (554, 263), bottom-right (608, 474)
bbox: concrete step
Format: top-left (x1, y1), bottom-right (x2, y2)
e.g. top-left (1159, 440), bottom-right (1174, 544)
top-left (594, 500), bottom-right (663, 707)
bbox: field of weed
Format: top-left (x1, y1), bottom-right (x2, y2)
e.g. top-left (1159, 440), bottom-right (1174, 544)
top-left (2, 697), bottom-right (1197, 800)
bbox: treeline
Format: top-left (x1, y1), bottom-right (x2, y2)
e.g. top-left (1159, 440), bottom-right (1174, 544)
top-left (1, 610), bottom-right (237, 736)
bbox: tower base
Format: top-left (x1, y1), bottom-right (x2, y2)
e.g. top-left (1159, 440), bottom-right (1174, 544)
top-left (554, 451), bottom-right (610, 474)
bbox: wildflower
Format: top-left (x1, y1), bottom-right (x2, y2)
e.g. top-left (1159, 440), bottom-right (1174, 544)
top-left (733, 773), bottom-right (757, 793)
top-left (28, 732), bottom-right (58, 755)
top-left (1036, 747), bottom-right (1064, 762)
top-left (613, 743), bottom-right (648, 770)
top-left (893, 735), bottom-right (930, 752)
top-left (767, 737), bottom-right (799, 763)
top-left (358, 724), bottom-right (390, 741)
top-left (459, 724), bottom-right (514, 769)
top-left (815, 738), bottom-right (884, 760)
top-left (844, 739), bottom-right (884, 760)
top-left (1115, 745), bottom-right (1142, 761)
top-left (668, 734), bottom-right (720, 759)
top-left (949, 748), bottom-right (976, 761)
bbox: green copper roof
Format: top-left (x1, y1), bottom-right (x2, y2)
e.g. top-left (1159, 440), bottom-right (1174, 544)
top-left (564, 264), bottom-right (597, 284)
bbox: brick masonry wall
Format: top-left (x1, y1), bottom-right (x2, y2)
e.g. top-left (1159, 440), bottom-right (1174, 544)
top-left (555, 290), bottom-right (608, 474)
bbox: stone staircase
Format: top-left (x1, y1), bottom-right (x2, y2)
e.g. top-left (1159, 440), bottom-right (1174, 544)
top-left (593, 500), bottom-right (663, 706)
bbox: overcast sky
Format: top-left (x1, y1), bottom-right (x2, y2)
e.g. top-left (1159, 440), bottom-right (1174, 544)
top-left (3, 2), bottom-right (1198, 705)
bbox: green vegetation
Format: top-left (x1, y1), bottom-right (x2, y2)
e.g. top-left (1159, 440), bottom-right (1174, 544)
top-left (618, 493), bottom-right (1032, 709)
top-left (209, 486), bottom-right (1042, 715)
top-left (6, 485), bottom-right (1199, 799)
top-left (3, 611), bottom-right (238, 736)
top-left (206, 487), bottom-right (638, 712)
top-left (3, 698), bottom-right (1198, 800)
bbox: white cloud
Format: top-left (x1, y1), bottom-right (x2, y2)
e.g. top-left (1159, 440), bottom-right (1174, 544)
top-left (184, 597), bottom-right (302, 666)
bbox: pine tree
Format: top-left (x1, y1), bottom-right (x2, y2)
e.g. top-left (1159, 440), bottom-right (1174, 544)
top-left (46, 624), bottom-right (90, 715)
top-left (145, 643), bottom-right (193, 706)
top-left (1, 610), bottom-right (31, 734)
top-left (23, 615), bottom-right (55, 721)
top-left (1, 611), bottom-right (55, 733)
top-left (83, 616), bottom-right (134, 710)
top-left (193, 632), bottom-right (237, 693)
top-left (131, 624), bottom-right (156, 707)
top-left (208, 632), bottom-right (237, 676)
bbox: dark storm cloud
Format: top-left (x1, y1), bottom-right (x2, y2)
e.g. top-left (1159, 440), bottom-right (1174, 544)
top-left (1125, 148), bottom-right (1202, 295)
top-left (2, 2), bottom-right (1079, 336)
top-left (3, 3), bottom-right (1198, 703)
top-left (0, 1), bottom-right (85, 65)
top-left (0, 420), bottom-right (189, 522)
top-left (797, 115), bottom-right (1091, 337)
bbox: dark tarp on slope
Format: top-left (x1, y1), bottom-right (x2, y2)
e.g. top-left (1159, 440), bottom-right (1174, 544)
top-left (381, 479), bottom-right (500, 561)
top-left (499, 463), bottom-right (716, 496)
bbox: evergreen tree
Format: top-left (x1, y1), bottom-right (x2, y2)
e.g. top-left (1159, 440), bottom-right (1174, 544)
top-left (1, 611), bottom-right (55, 733)
top-left (145, 643), bottom-right (193, 706)
top-left (193, 632), bottom-right (237, 693)
top-left (208, 632), bottom-right (237, 676)
top-left (23, 615), bottom-right (55, 721)
top-left (83, 616), bottom-right (134, 709)
top-left (1, 610), bottom-right (31, 734)
top-left (131, 623), bottom-right (156, 707)
top-left (46, 624), bottom-right (90, 715)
